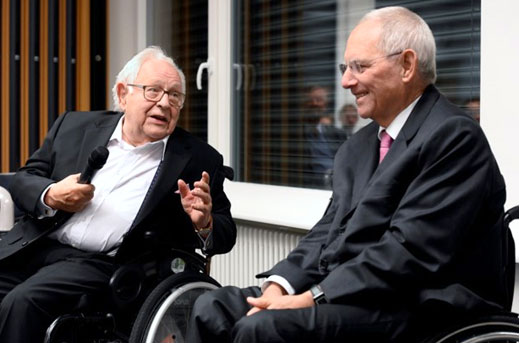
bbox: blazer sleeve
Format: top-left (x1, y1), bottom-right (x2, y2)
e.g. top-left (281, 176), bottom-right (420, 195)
top-left (10, 112), bottom-right (69, 215)
top-left (256, 195), bottom-right (338, 287)
top-left (200, 156), bottom-right (237, 256)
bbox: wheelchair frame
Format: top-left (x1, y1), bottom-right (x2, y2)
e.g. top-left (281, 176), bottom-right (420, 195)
top-left (43, 247), bottom-right (219, 343)
top-left (2, 173), bottom-right (519, 343)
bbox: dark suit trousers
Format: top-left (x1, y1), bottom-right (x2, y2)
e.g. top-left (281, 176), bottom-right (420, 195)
top-left (186, 286), bottom-right (413, 343)
top-left (0, 237), bottom-right (119, 343)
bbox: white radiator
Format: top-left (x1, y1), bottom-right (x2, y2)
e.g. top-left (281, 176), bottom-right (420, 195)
top-left (210, 221), bottom-right (305, 287)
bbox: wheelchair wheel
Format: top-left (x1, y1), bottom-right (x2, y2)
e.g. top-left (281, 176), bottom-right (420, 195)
top-left (431, 317), bottom-right (519, 343)
top-left (129, 271), bottom-right (220, 343)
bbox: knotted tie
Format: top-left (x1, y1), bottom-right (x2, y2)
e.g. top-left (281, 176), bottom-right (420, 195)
top-left (379, 130), bottom-right (393, 163)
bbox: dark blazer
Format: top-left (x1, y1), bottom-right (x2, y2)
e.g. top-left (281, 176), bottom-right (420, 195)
top-left (260, 85), bottom-right (507, 322)
top-left (0, 111), bottom-right (236, 262)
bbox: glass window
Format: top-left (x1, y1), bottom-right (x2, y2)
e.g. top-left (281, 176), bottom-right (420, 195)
top-left (147, 0), bottom-right (480, 190)
top-left (232, 0), bottom-right (481, 189)
top-left (147, 0), bottom-right (209, 141)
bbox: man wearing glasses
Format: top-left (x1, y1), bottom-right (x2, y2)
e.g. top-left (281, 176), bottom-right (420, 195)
top-left (0, 46), bottom-right (236, 342)
top-left (187, 6), bottom-right (507, 343)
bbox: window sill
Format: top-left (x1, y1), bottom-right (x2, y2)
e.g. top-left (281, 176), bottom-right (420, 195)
top-left (224, 181), bottom-right (332, 230)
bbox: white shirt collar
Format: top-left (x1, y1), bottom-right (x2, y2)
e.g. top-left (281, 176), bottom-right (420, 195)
top-left (378, 95), bottom-right (421, 141)
top-left (109, 116), bottom-right (170, 159)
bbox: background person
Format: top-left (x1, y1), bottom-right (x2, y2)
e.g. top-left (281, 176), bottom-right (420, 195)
top-left (187, 6), bottom-right (507, 343)
top-left (302, 85), bottom-right (347, 188)
top-left (465, 97), bottom-right (480, 122)
top-left (339, 103), bottom-right (359, 138)
top-left (0, 46), bottom-right (236, 342)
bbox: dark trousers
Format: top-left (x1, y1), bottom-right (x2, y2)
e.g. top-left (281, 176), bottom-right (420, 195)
top-left (186, 285), bottom-right (413, 343)
top-left (0, 238), bottom-right (118, 343)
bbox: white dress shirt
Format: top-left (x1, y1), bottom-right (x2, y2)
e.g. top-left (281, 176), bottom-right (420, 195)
top-left (48, 117), bottom-right (168, 252)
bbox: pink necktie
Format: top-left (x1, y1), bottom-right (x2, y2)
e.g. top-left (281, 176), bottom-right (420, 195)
top-left (379, 130), bottom-right (393, 163)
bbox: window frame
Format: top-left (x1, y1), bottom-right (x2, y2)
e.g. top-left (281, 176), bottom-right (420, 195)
top-left (207, 1), bottom-right (332, 230)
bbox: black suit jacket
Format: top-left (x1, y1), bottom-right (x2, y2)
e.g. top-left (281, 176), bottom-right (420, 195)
top-left (260, 85), bottom-right (507, 320)
top-left (0, 111), bottom-right (236, 262)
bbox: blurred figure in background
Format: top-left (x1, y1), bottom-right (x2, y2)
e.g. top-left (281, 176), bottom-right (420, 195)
top-left (302, 85), bottom-right (347, 188)
top-left (465, 97), bottom-right (480, 122)
top-left (339, 103), bottom-right (359, 138)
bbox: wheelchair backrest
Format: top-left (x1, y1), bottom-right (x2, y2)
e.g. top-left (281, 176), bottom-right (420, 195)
top-left (505, 206), bottom-right (519, 310)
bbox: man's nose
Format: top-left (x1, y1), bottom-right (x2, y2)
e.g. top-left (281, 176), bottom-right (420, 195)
top-left (157, 92), bottom-right (170, 107)
top-left (341, 69), bottom-right (357, 89)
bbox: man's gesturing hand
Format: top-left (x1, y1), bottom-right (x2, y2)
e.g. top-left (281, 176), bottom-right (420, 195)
top-left (178, 171), bottom-right (213, 232)
top-left (44, 174), bottom-right (95, 212)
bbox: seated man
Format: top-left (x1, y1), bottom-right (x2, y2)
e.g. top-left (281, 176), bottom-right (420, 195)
top-left (187, 6), bottom-right (507, 343)
top-left (0, 46), bottom-right (236, 342)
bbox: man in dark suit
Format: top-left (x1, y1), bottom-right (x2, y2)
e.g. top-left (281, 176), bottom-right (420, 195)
top-left (0, 46), bottom-right (236, 342)
top-left (187, 6), bottom-right (507, 343)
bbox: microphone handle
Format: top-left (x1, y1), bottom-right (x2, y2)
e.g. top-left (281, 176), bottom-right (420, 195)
top-left (78, 168), bottom-right (95, 184)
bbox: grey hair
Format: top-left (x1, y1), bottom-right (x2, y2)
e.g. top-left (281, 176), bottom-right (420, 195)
top-left (111, 46), bottom-right (186, 111)
top-left (361, 6), bottom-right (437, 84)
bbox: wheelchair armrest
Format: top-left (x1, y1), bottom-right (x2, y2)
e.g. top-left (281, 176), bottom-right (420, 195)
top-left (505, 205), bottom-right (519, 227)
top-left (0, 186), bottom-right (14, 231)
top-left (223, 165), bottom-right (234, 181)
top-left (0, 172), bottom-right (27, 226)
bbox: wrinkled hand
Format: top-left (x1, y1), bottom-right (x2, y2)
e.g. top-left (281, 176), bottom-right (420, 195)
top-left (44, 174), bottom-right (95, 212)
top-left (178, 171), bottom-right (212, 229)
top-left (246, 283), bottom-right (314, 316)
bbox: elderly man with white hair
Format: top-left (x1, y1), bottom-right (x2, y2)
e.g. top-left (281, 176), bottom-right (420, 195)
top-left (0, 46), bottom-right (236, 342)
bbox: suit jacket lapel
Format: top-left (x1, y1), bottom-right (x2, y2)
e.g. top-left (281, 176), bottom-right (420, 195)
top-left (75, 112), bottom-right (123, 171)
top-left (350, 122), bottom-right (379, 206)
top-left (348, 85), bottom-right (440, 214)
top-left (367, 85), bottom-right (440, 178)
top-left (130, 129), bottom-right (193, 228)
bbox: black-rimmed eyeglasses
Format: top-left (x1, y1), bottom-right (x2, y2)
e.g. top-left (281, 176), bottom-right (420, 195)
top-left (127, 84), bottom-right (185, 109)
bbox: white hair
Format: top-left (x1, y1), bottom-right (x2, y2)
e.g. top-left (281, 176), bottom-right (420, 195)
top-left (361, 6), bottom-right (437, 84)
top-left (111, 46), bottom-right (186, 111)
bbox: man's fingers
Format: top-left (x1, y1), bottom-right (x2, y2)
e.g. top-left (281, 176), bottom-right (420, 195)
top-left (246, 306), bottom-right (262, 316)
top-left (247, 296), bottom-right (267, 308)
top-left (177, 179), bottom-right (190, 198)
top-left (192, 188), bottom-right (211, 204)
top-left (201, 171), bottom-right (210, 184)
top-left (194, 179), bottom-right (210, 193)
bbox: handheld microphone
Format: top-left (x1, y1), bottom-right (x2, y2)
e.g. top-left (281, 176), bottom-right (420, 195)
top-left (78, 146), bottom-right (109, 184)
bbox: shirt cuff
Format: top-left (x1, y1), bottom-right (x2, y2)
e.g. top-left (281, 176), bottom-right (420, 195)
top-left (261, 275), bottom-right (296, 295)
top-left (37, 184), bottom-right (57, 218)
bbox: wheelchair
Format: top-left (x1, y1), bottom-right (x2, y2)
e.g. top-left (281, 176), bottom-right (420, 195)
top-left (416, 204), bottom-right (519, 343)
top-left (43, 246), bottom-right (220, 343)
top-left (2, 172), bottom-right (519, 343)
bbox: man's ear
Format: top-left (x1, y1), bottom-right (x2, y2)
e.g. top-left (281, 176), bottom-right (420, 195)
top-left (116, 83), bottom-right (128, 110)
top-left (401, 49), bottom-right (418, 83)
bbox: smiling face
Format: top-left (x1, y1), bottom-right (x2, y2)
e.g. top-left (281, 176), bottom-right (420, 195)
top-left (341, 20), bottom-right (408, 127)
top-left (117, 58), bottom-right (183, 146)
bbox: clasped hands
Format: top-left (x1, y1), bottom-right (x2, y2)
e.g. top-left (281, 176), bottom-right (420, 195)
top-left (44, 172), bottom-right (213, 233)
top-left (246, 282), bottom-right (315, 316)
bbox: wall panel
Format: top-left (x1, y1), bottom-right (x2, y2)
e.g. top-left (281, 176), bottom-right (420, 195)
top-left (0, 0), bottom-right (107, 172)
